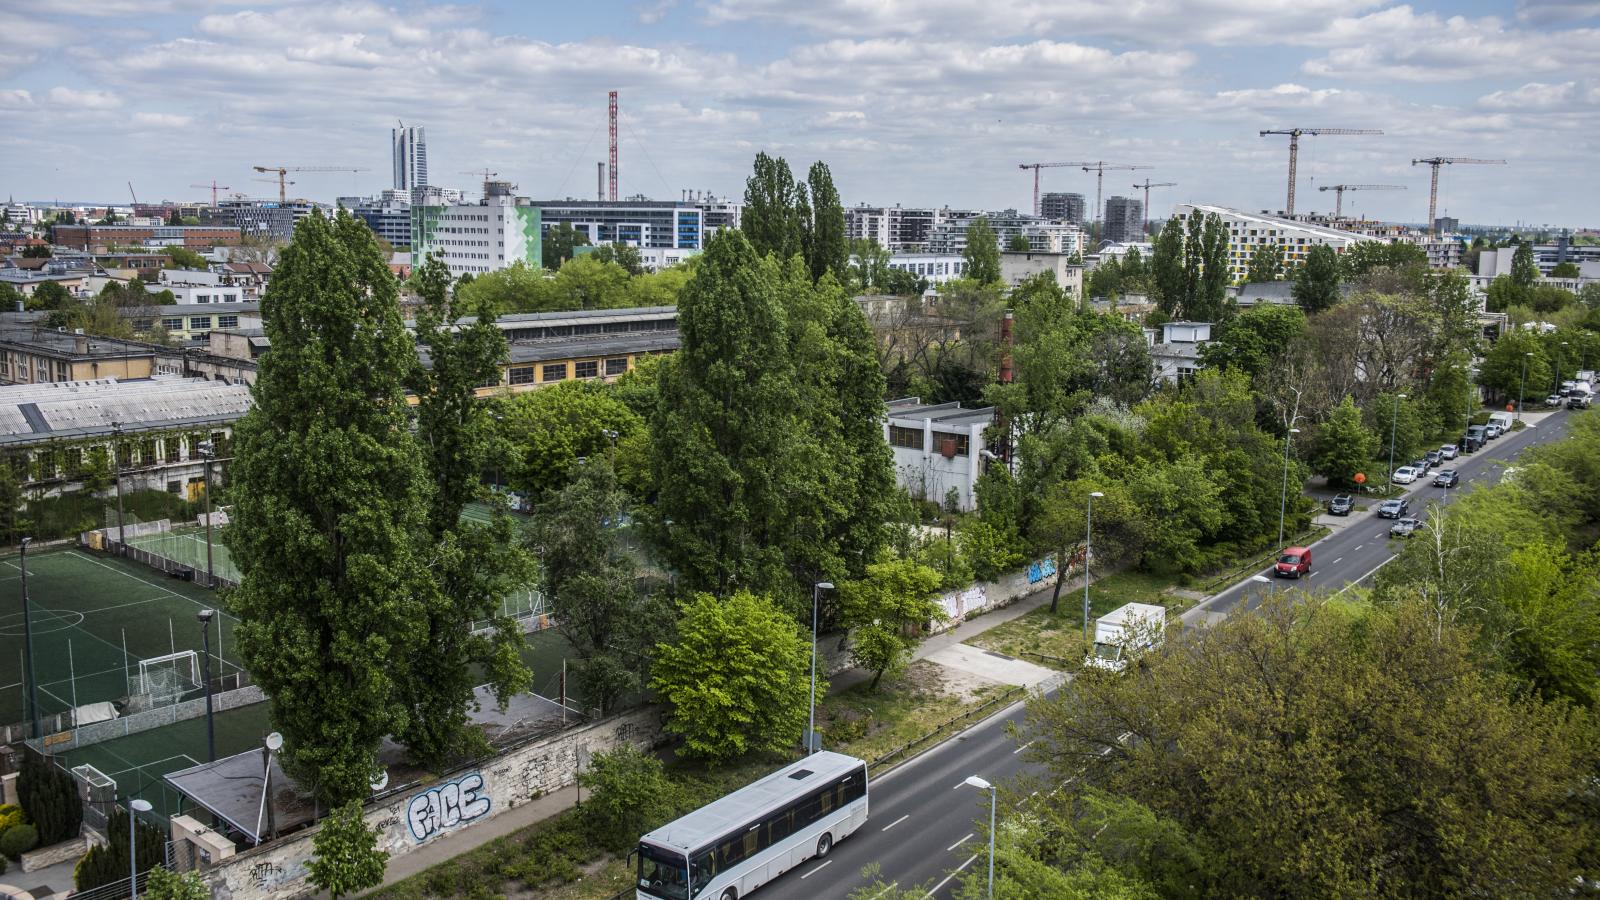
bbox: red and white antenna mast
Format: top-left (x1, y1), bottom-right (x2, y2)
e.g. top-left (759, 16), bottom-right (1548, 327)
top-left (608, 90), bottom-right (619, 201)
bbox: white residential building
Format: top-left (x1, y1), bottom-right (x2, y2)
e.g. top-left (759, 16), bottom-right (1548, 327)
top-left (152, 270), bottom-right (244, 305)
top-left (410, 181), bottom-right (542, 278)
top-left (999, 251), bottom-right (1083, 293)
top-left (1145, 320), bottom-right (1212, 383)
top-left (1173, 204), bottom-right (1376, 284)
top-left (927, 210), bottom-right (1085, 258)
top-left (884, 398), bottom-right (993, 511)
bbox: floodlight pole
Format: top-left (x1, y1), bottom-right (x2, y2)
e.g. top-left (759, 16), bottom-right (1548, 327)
top-left (1277, 427), bottom-right (1301, 549)
top-left (112, 421), bottom-right (126, 548)
top-left (129, 798), bottom-right (152, 900)
top-left (20, 536), bottom-right (39, 739)
top-left (197, 440), bottom-right (215, 585)
top-left (198, 609), bottom-right (216, 762)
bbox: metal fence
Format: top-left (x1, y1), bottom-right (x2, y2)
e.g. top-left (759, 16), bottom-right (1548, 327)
top-left (102, 538), bottom-right (237, 590)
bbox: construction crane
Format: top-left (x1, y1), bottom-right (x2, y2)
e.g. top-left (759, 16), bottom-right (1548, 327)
top-left (1411, 157), bottom-right (1506, 238)
top-left (1258, 128), bottom-right (1383, 216)
top-left (1018, 162), bottom-right (1095, 216)
top-left (190, 181), bottom-right (231, 206)
top-left (1132, 179), bottom-right (1177, 235)
top-left (460, 169), bottom-right (499, 185)
top-left (127, 182), bottom-right (138, 205)
top-left (1316, 184), bottom-right (1405, 218)
top-left (251, 165), bottom-right (369, 203)
top-left (1080, 162), bottom-right (1152, 230)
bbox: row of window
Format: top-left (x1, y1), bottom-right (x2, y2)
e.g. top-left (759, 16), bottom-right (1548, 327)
top-left (139, 315), bottom-right (239, 332)
top-left (888, 425), bottom-right (971, 457)
top-left (687, 767), bottom-right (867, 893)
top-left (26, 431), bottom-right (228, 479)
top-left (503, 356), bottom-right (629, 385)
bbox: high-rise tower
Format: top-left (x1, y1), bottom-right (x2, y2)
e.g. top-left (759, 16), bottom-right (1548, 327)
top-left (392, 122), bottom-right (428, 193)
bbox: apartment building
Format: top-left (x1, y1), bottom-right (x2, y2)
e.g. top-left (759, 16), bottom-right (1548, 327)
top-left (1173, 204), bottom-right (1374, 283)
top-left (51, 224), bottom-right (242, 253)
top-left (1040, 193), bottom-right (1086, 224)
top-left (927, 211), bottom-right (1085, 257)
top-left (411, 181), bottom-right (542, 278)
top-left (846, 205), bottom-right (965, 253)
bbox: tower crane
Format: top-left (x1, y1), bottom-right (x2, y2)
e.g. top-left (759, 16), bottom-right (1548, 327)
top-left (1017, 162), bottom-right (1095, 216)
top-left (1410, 157), bottom-right (1506, 238)
top-left (1316, 184), bottom-right (1405, 218)
top-left (1132, 179), bottom-right (1176, 235)
top-left (189, 181), bottom-right (232, 206)
top-left (251, 165), bottom-right (370, 203)
top-left (1258, 128), bottom-right (1382, 216)
top-left (1080, 162), bottom-right (1151, 231)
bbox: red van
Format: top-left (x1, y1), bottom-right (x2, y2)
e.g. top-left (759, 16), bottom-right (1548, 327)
top-left (1275, 546), bottom-right (1311, 578)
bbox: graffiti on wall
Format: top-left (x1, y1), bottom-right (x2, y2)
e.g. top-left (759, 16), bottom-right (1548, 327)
top-left (406, 772), bottom-right (492, 842)
top-left (1027, 557), bottom-right (1058, 584)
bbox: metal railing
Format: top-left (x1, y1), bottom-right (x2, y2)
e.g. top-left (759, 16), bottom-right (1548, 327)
top-left (867, 685), bottom-right (1027, 772)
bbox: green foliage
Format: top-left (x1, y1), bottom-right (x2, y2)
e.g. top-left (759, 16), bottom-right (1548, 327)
top-left (1477, 328), bottom-right (1551, 404)
top-left (651, 590), bottom-right (812, 764)
top-left (1007, 233), bottom-right (1030, 252)
top-left (17, 752), bottom-right (80, 845)
top-left (73, 807), bottom-right (163, 891)
top-left (1366, 391), bottom-right (1425, 468)
top-left (589, 242), bottom-right (643, 275)
top-left (1150, 216), bottom-right (1186, 315)
top-left (962, 217), bottom-right (1001, 285)
top-left (742, 151), bottom-right (807, 262)
top-left (162, 245), bottom-right (208, 270)
top-left (496, 381), bottom-right (643, 500)
top-left (0, 823), bottom-right (37, 858)
top-left (577, 746), bottom-right (678, 851)
top-left (541, 222), bottom-right (589, 269)
top-left (804, 161), bottom-right (848, 281)
top-left (839, 554), bottom-right (946, 689)
top-left (309, 801), bottom-right (389, 900)
top-left (144, 866), bottom-right (211, 900)
top-left (19, 244), bottom-right (51, 259)
top-left (1197, 304), bottom-right (1305, 381)
top-left (1292, 244), bottom-right (1342, 313)
top-left (1246, 241), bottom-right (1284, 282)
top-left (453, 257), bottom-right (661, 316)
top-left (225, 210), bottom-right (430, 805)
top-left (1310, 396), bottom-right (1378, 487)
top-left (1550, 261), bottom-right (1582, 278)
top-left (1340, 240), bottom-right (1427, 277)
top-left (960, 519), bottom-right (1025, 582)
top-left (1510, 240), bottom-right (1539, 289)
top-left (0, 804), bottom-right (23, 839)
top-left (27, 280), bottom-right (69, 312)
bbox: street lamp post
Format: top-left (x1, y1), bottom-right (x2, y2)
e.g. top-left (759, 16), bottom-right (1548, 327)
top-left (128, 797), bottom-right (153, 900)
top-left (963, 776), bottom-right (997, 900)
top-left (196, 439), bottom-right (215, 585)
top-left (1558, 342), bottom-right (1570, 394)
top-left (807, 581), bottom-right (834, 754)
top-left (1084, 491), bottom-right (1104, 642)
top-left (111, 421), bottom-right (126, 548)
top-left (1276, 427), bottom-right (1301, 549)
top-left (1387, 393), bottom-right (1407, 495)
top-left (1518, 352), bottom-right (1533, 422)
top-left (20, 536), bottom-right (39, 739)
top-left (197, 609), bottom-right (217, 762)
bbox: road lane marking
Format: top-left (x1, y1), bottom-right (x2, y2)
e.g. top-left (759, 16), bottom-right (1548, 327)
top-left (801, 860), bottom-right (832, 879)
top-left (926, 854), bottom-right (979, 897)
top-left (1332, 557), bottom-right (1343, 565)
top-left (867, 881), bottom-right (898, 899)
top-left (1013, 740), bottom-right (1034, 755)
top-left (948, 833), bottom-right (974, 852)
top-left (1337, 555), bottom-right (1399, 595)
top-left (1355, 544), bottom-right (1363, 550)
top-left (881, 814), bottom-right (909, 832)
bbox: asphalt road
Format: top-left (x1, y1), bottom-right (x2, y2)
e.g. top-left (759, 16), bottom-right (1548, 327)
top-left (760, 408), bottom-right (1575, 900)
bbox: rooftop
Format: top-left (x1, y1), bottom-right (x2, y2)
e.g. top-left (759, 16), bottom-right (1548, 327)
top-left (0, 376), bottom-right (253, 445)
top-left (886, 397), bottom-right (995, 428)
top-left (0, 327), bottom-right (154, 358)
top-left (1179, 204), bottom-right (1376, 243)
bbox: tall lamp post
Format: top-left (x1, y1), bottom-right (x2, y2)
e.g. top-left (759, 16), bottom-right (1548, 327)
top-left (197, 609), bottom-right (217, 762)
top-left (128, 797), bottom-right (153, 900)
top-left (1517, 352), bottom-right (1533, 421)
top-left (1557, 342), bottom-right (1570, 395)
top-left (111, 421), bottom-right (126, 548)
top-left (1276, 427), bottom-right (1301, 549)
top-left (807, 581), bottom-right (834, 754)
top-left (1083, 491), bottom-right (1104, 641)
top-left (1387, 393), bottom-right (1407, 495)
top-left (196, 439), bottom-right (215, 585)
top-left (963, 775), bottom-right (997, 900)
top-left (20, 536), bottom-right (39, 739)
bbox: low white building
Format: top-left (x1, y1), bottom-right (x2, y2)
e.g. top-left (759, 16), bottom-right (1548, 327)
top-left (1145, 320), bottom-right (1211, 383)
top-left (884, 398), bottom-right (993, 511)
top-left (887, 253), bottom-right (968, 286)
top-left (999, 251), bottom-right (1083, 293)
top-left (151, 269), bottom-right (243, 305)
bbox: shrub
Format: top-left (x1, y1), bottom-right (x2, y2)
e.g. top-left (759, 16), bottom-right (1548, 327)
top-left (578, 746), bottom-right (678, 851)
top-left (0, 851), bottom-right (7, 874)
top-left (17, 752), bottom-right (82, 844)
top-left (0, 803), bottom-right (24, 839)
top-left (144, 865), bottom-right (210, 900)
top-left (0, 823), bottom-right (39, 858)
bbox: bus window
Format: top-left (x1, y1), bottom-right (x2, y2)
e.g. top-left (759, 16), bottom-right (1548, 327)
top-left (768, 806), bottom-right (795, 844)
top-left (638, 843), bottom-right (690, 900)
top-left (689, 851), bottom-right (717, 897)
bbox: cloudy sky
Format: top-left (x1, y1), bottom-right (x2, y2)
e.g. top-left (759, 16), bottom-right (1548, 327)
top-left (3, 0), bottom-right (1597, 227)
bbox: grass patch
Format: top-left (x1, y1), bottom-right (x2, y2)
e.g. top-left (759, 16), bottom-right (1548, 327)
top-left (817, 660), bottom-right (1012, 764)
top-left (967, 573), bottom-right (1163, 668)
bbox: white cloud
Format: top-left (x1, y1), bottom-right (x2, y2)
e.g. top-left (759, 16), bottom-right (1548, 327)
top-left (1515, 0), bottom-right (1600, 25)
top-left (45, 87), bottom-right (122, 110)
top-left (0, 89), bottom-right (34, 110)
top-left (1299, 7), bottom-right (1600, 82)
top-left (132, 112), bottom-right (195, 128)
top-left (1478, 81), bottom-right (1579, 109)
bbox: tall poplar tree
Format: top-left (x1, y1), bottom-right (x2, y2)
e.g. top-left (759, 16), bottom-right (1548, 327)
top-left (1248, 242), bottom-right (1284, 283)
top-left (1151, 215), bottom-right (1187, 315)
top-left (1293, 244), bottom-right (1343, 314)
top-left (963, 216), bottom-right (1002, 285)
top-left (226, 211), bottom-right (429, 804)
top-left (741, 152), bottom-right (807, 262)
top-left (1192, 212), bottom-right (1231, 320)
top-left (804, 161), bottom-right (848, 281)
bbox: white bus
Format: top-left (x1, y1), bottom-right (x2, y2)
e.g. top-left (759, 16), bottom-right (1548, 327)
top-left (635, 750), bottom-right (869, 900)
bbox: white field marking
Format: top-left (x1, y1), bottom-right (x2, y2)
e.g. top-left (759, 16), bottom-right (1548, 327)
top-left (68, 552), bottom-right (242, 622)
top-left (926, 854), bottom-right (979, 897)
top-left (1355, 544), bottom-right (1364, 550)
top-left (881, 814), bottom-right (909, 832)
top-left (800, 860), bottom-right (832, 879)
top-left (1013, 740), bottom-right (1034, 755)
top-left (947, 833), bottom-right (974, 853)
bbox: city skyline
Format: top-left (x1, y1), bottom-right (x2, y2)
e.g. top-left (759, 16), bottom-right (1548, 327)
top-left (1, 1), bottom-right (1597, 227)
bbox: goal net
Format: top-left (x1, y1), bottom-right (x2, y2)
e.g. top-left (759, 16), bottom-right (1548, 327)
top-left (70, 763), bottom-right (119, 831)
top-left (137, 650), bottom-right (201, 706)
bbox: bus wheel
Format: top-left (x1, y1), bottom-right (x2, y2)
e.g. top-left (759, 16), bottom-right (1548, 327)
top-left (817, 833), bottom-right (833, 858)
top-left (721, 890), bottom-right (737, 900)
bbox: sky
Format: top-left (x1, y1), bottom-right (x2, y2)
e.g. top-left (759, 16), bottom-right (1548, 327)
top-left (3, 0), bottom-right (1598, 228)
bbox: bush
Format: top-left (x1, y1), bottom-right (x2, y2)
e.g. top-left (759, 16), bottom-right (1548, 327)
top-left (0, 803), bottom-right (24, 840)
top-left (578, 746), bottom-right (677, 851)
top-left (0, 823), bottom-right (38, 858)
top-left (16, 752), bottom-right (81, 845)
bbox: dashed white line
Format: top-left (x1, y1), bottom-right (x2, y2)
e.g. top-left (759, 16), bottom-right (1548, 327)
top-left (926, 854), bottom-right (979, 897)
top-left (800, 860), bottom-right (832, 879)
top-left (1013, 740), bottom-right (1034, 755)
top-left (1332, 557), bottom-right (1343, 565)
top-left (881, 814), bottom-right (909, 832)
top-left (1355, 544), bottom-right (1364, 550)
top-left (947, 833), bottom-right (974, 853)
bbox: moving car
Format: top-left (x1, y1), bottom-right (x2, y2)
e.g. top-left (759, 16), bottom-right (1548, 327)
top-left (1275, 546), bottom-right (1312, 578)
top-left (1433, 469), bottom-right (1459, 488)
top-left (1389, 516), bottom-right (1421, 538)
top-left (1378, 499), bottom-right (1410, 519)
top-left (1327, 494), bottom-right (1354, 516)
top-left (1391, 466), bottom-right (1420, 485)
top-left (1439, 444), bottom-right (1459, 460)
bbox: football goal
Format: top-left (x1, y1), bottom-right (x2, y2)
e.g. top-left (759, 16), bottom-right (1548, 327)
top-left (136, 650), bottom-right (202, 706)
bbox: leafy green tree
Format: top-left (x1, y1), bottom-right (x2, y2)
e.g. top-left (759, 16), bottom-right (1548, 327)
top-left (1149, 217), bottom-right (1187, 315)
top-left (73, 806), bottom-right (163, 891)
top-left (163, 245), bottom-right (208, 270)
top-left (1366, 391), bottom-right (1425, 469)
top-left (742, 152), bottom-right (807, 262)
top-left (1341, 240), bottom-right (1427, 278)
top-left (579, 746), bottom-right (678, 851)
top-left (1310, 396), bottom-right (1377, 487)
top-left (143, 866), bottom-right (210, 900)
top-left (839, 555), bottom-right (945, 689)
top-left (1007, 233), bottom-right (1031, 252)
top-left (1510, 241), bottom-right (1538, 291)
top-left (451, 260), bottom-right (543, 314)
top-left (591, 242), bottom-right (644, 275)
top-left (848, 237), bottom-right (890, 292)
top-left (1191, 212), bottom-right (1230, 319)
top-left (27, 281), bottom-right (69, 313)
top-left (1477, 329), bottom-right (1550, 406)
top-left (542, 222), bottom-right (589, 269)
top-left (546, 255), bottom-right (635, 310)
top-left (1292, 244), bottom-right (1342, 314)
top-left (496, 381), bottom-right (643, 499)
top-left (16, 752), bottom-right (80, 844)
top-left (962, 217), bottom-right (1001, 285)
top-left (804, 161), bottom-right (847, 281)
top-left (1527, 283), bottom-right (1576, 313)
top-left (1247, 242), bottom-right (1284, 282)
top-left (226, 211), bottom-right (429, 805)
top-left (19, 244), bottom-right (51, 259)
top-left (1197, 304), bottom-right (1305, 381)
top-left (308, 801), bottom-right (388, 900)
top-left (651, 590), bottom-right (812, 764)
top-left (1549, 261), bottom-right (1581, 278)
top-left (1484, 274), bottom-right (1519, 312)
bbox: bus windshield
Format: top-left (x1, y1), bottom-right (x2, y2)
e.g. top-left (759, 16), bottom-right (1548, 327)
top-left (638, 843), bottom-right (689, 900)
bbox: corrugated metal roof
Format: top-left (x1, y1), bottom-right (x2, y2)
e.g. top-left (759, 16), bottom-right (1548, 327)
top-left (0, 377), bottom-right (253, 445)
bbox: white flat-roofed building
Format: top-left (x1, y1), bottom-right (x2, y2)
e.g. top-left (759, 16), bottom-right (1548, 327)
top-left (1173, 204), bottom-right (1376, 284)
top-left (884, 398), bottom-right (993, 511)
top-left (885, 252), bottom-right (967, 286)
top-left (1144, 320), bottom-right (1211, 383)
top-left (999, 251), bottom-right (1083, 292)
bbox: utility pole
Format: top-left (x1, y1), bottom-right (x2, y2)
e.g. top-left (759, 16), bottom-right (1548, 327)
top-left (1258, 128), bottom-right (1382, 216)
top-left (1410, 157), bottom-right (1506, 238)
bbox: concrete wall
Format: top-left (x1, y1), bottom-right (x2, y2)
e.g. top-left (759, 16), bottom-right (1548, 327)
top-left (201, 706), bottom-right (662, 900)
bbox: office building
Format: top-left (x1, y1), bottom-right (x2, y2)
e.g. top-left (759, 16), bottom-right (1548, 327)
top-left (1040, 192), bottom-right (1086, 224)
top-left (393, 123), bottom-right (428, 192)
top-left (1103, 196), bottom-right (1144, 244)
top-left (411, 180), bottom-right (541, 278)
top-left (339, 190), bottom-right (413, 250)
top-left (535, 200), bottom-right (702, 251)
top-left (886, 253), bottom-right (968, 286)
top-left (688, 192), bottom-right (741, 236)
top-left (1173, 204), bottom-right (1375, 284)
top-left (51, 224), bottom-right (241, 253)
top-left (927, 211), bottom-right (1085, 257)
top-left (209, 200), bottom-right (327, 242)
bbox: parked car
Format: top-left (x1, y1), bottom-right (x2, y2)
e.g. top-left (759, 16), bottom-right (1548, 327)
top-left (1433, 469), bottom-right (1459, 488)
top-left (1275, 546), bottom-right (1312, 578)
top-left (1327, 494), bottom-right (1354, 516)
top-left (1425, 450), bottom-right (1443, 467)
top-left (1547, 393), bottom-right (1565, 407)
top-left (1389, 516), bottom-right (1422, 538)
top-left (1391, 466), bottom-right (1420, 485)
top-left (1378, 499), bottom-right (1410, 519)
top-left (1464, 425), bottom-right (1487, 451)
top-left (1439, 444), bottom-right (1459, 460)
top-left (1485, 423), bottom-right (1503, 440)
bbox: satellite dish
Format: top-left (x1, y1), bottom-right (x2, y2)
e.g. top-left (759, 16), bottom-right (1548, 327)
top-left (265, 732), bottom-right (284, 751)
top-left (370, 770), bottom-right (389, 792)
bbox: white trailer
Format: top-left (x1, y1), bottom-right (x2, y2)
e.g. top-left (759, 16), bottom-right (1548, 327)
top-left (1084, 602), bottom-right (1167, 672)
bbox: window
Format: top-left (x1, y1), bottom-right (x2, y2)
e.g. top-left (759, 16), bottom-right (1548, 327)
top-left (190, 316), bottom-right (210, 330)
top-left (604, 357), bottom-right (629, 376)
top-left (542, 362), bottom-right (568, 382)
top-left (218, 315), bottom-right (238, 328)
top-left (508, 365), bottom-right (535, 385)
top-left (575, 360), bottom-right (599, 379)
top-left (889, 425), bottom-right (924, 450)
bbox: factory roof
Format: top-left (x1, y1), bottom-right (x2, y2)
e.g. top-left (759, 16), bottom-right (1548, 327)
top-left (886, 397), bottom-right (995, 428)
top-left (0, 376), bottom-right (253, 446)
top-left (0, 327), bottom-right (156, 359)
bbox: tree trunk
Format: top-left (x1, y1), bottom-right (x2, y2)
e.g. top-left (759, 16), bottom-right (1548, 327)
top-left (869, 667), bottom-right (884, 691)
top-left (1048, 553), bottom-right (1065, 614)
